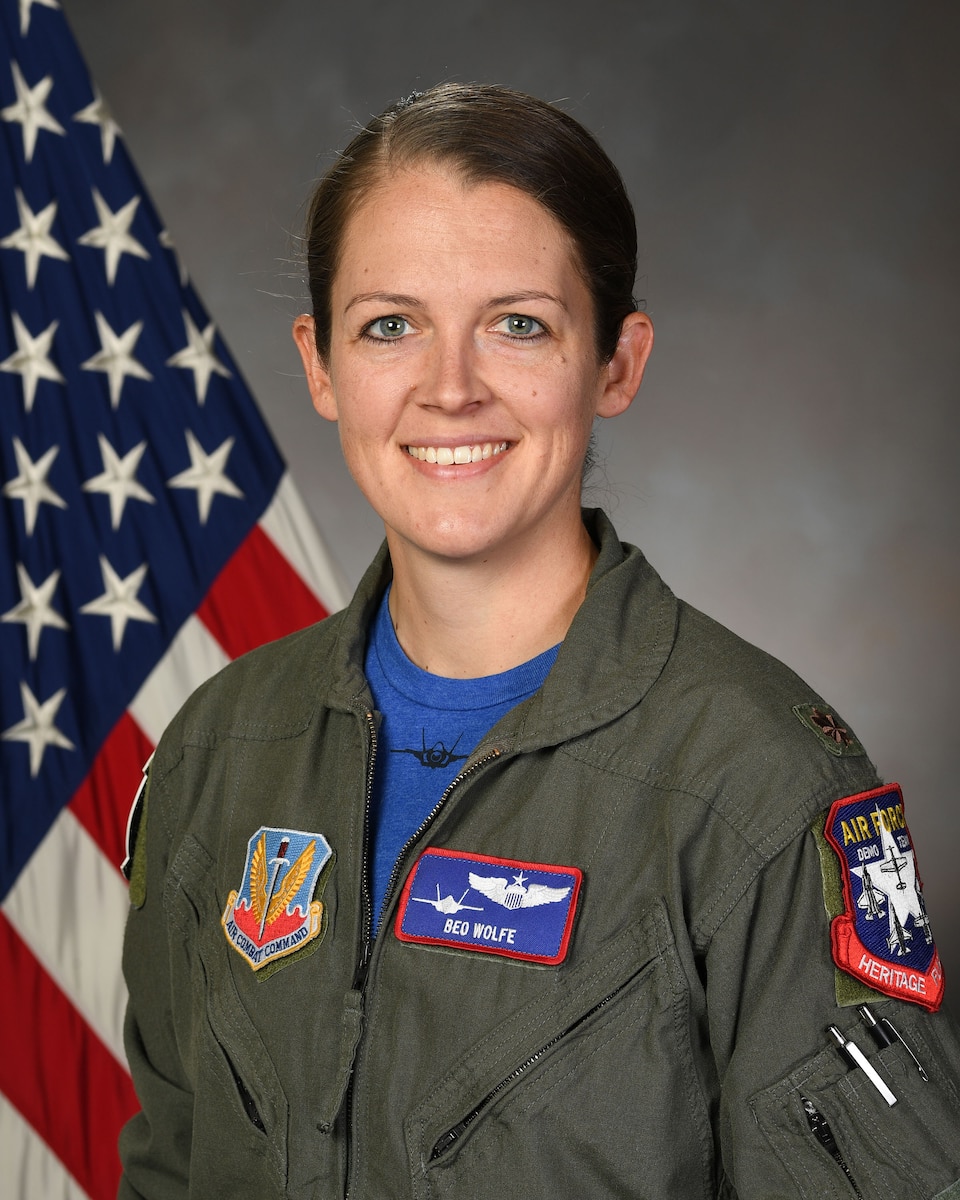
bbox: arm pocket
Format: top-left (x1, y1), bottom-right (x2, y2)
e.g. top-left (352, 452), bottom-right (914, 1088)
top-left (750, 1019), bottom-right (960, 1199)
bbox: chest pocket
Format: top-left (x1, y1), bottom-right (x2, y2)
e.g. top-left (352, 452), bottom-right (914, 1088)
top-left (404, 900), bottom-right (716, 1200)
top-left (165, 833), bottom-right (351, 1198)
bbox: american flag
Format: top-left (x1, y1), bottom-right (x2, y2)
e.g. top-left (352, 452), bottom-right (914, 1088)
top-left (0, 2), bottom-right (347, 1195)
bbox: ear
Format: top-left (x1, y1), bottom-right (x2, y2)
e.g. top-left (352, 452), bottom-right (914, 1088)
top-left (595, 311), bottom-right (654, 419)
top-left (292, 314), bottom-right (338, 422)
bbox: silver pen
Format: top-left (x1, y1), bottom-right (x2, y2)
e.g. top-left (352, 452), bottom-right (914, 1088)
top-left (828, 1025), bottom-right (897, 1106)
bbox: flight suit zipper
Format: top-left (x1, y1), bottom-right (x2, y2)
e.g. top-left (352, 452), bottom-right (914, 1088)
top-left (345, 733), bottom-right (502, 1197)
top-left (801, 1098), bottom-right (863, 1198)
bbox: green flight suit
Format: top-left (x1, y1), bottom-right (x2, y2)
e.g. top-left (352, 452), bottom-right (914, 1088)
top-left (119, 510), bottom-right (960, 1198)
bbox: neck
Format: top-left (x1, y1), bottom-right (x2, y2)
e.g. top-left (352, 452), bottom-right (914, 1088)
top-left (385, 520), bottom-right (598, 678)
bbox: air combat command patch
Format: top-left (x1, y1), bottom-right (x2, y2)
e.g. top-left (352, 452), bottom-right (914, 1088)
top-left (222, 827), bottom-right (333, 972)
top-left (823, 784), bottom-right (944, 1011)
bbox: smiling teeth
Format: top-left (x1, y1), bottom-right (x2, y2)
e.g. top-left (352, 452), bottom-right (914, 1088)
top-left (406, 442), bottom-right (508, 465)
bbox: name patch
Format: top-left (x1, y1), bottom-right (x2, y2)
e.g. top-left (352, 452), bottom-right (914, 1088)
top-left (824, 784), bottom-right (943, 1011)
top-left (395, 848), bottom-right (582, 965)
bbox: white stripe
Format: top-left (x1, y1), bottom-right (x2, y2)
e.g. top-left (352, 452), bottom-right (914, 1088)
top-left (128, 613), bottom-right (230, 745)
top-left (2, 809), bottom-right (129, 1065)
top-left (259, 472), bottom-right (349, 612)
top-left (0, 1093), bottom-right (91, 1200)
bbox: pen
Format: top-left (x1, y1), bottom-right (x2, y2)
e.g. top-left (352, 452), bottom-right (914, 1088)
top-left (856, 1004), bottom-right (929, 1081)
top-left (856, 1004), bottom-right (893, 1048)
top-left (828, 1025), bottom-right (898, 1106)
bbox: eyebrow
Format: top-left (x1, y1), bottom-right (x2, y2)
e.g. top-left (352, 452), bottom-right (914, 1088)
top-left (344, 289), bottom-right (568, 313)
top-left (344, 292), bottom-right (421, 313)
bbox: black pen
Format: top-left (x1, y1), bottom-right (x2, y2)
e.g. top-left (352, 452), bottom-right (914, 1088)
top-left (856, 1004), bottom-right (929, 1081)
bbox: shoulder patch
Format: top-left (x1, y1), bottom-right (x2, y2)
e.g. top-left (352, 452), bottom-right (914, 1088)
top-left (395, 847), bottom-right (582, 965)
top-left (821, 784), bottom-right (944, 1011)
top-left (222, 827), bottom-right (333, 974)
top-left (122, 754), bottom-right (153, 907)
top-left (793, 703), bottom-right (865, 756)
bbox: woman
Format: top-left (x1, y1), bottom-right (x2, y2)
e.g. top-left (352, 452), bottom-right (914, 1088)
top-left (119, 85), bottom-right (960, 1199)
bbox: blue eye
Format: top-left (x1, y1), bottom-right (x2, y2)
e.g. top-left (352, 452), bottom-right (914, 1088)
top-left (499, 314), bottom-right (544, 337)
top-left (366, 316), bottom-right (409, 340)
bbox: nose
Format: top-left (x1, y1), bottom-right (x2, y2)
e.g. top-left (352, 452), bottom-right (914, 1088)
top-left (417, 331), bottom-right (490, 412)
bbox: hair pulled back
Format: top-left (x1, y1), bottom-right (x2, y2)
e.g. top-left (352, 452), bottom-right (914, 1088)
top-left (304, 83), bottom-right (638, 363)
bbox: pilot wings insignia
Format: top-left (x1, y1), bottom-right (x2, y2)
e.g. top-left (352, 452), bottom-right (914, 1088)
top-left (468, 870), bottom-right (571, 910)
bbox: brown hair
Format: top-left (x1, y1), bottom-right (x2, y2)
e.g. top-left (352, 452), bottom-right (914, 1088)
top-left (304, 83), bottom-right (638, 363)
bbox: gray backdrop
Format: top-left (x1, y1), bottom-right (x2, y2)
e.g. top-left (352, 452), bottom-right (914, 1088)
top-left (64, 0), bottom-right (959, 1013)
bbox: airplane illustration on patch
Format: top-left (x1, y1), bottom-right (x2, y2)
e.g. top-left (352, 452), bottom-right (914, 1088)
top-left (850, 806), bottom-right (933, 957)
top-left (412, 884), bottom-right (484, 915)
top-left (824, 784), bottom-right (943, 1011)
top-left (396, 847), bottom-right (582, 965)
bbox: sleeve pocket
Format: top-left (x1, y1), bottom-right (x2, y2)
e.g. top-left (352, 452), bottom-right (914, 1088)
top-left (750, 1024), bottom-right (960, 1200)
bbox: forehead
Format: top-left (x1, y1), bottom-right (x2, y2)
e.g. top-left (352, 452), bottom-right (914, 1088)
top-left (334, 164), bottom-right (582, 288)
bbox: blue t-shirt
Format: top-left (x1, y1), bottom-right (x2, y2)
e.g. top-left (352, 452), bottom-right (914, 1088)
top-left (364, 589), bottom-right (559, 929)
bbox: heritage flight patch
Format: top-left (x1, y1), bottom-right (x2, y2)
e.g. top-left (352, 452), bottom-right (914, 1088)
top-left (823, 784), bottom-right (944, 1011)
top-left (395, 847), bottom-right (582, 965)
top-left (222, 827), bottom-right (333, 972)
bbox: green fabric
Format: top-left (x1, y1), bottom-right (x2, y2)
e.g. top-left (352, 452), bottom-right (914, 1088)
top-left (127, 780), bottom-right (149, 909)
top-left (792, 702), bottom-right (867, 756)
top-left (119, 510), bottom-right (960, 1199)
top-left (811, 814), bottom-right (885, 1008)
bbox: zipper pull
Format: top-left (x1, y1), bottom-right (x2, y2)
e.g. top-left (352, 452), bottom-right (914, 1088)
top-left (801, 1098), bottom-right (863, 1198)
top-left (430, 1117), bottom-right (472, 1161)
top-left (353, 937), bottom-right (372, 991)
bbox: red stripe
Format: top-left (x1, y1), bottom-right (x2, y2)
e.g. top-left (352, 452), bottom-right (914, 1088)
top-left (0, 914), bottom-right (139, 1200)
top-left (70, 711), bottom-right (155, 873)
top-left (196, 524), bottom-right (329, 659)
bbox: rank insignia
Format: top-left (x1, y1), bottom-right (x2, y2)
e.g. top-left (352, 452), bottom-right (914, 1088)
top-left (823, 784), bottom-right (943, 1011)
top-left (395, 847), bottom-right (582, 965)
top-left (222, 827), bottom-right (333, 972)
top-left (793, 703), bottom-right (865, 756)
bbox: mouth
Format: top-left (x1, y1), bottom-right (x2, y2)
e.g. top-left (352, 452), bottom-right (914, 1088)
top-left (404, 441), bottom-right (509, 466)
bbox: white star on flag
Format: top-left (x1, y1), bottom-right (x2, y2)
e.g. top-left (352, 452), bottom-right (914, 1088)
top-left (79, 555), bottom-right (157, 651)
top-left (77, 189), bottom-right (150, 284)
top-left (167, 429), bottom-right (244, 524)
top-left (159, 228), bottom-right (189, 285)
top-left (81, 433), bottom-right (155, 529)
top-left (18, 0), bottom-right (60, 36)
top-left (0, 312), bottom-right (65, 411)
top-left (2, 681), bottom-right (74, 778)
top-left (73, 87), bottom-right (120, 163)
top-left (80, 311), bottom-right (153, 408)
top-left (3, 436), bottom-right (67, 534)
top-left (1, 9), bottom-right (349, 1189)
top-left (0, 190), bottom-right (70, 288)
top-left (2, 563), bottom-right (69, 659)
top-left (1, 61), bottom-right (65, 161)
top-left (166, 310), bottom-right (231, 403)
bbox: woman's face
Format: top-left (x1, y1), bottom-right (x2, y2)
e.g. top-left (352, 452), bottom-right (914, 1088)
top-left (294, 164), bottom-right (652, 570)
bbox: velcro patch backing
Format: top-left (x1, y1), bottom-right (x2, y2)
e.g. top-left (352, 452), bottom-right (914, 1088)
top-left (395, 847), bottom-right (582, 965)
